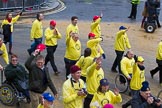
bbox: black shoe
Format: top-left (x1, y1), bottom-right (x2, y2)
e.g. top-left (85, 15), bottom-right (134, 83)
top-left (55, 71), bottom-right (60, 76)
top-left (8, 51), bottom-right (13, 55)
top-left (158, 25), bottom-right (161, 28)
top-left (128, 16), bottom-right (132, 18)
top-left (122, 104), bottom-right (127, 108)
top-left (111, 68), bottom-right (118, 73)
top-left (150, 70), bottom-right (154, 79)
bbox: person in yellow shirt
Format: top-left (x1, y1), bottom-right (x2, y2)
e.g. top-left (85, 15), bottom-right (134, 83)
top-left (90, 13), bottom-right (103, 38)
top-left (37, 92), bottom-right (55, 108)
top-left (150, 40), bottom-right (162, 85)
top-left (87, 32), bottom-right (105, 59)
top-left (122, 56), bottom-right (145, 108)
top-left (1, 12), bottom-right (22, 54)
top-left (62, 65), bottom-right (86, 108)
top-left (90, 78), bottom-right (122, 108)
top-left (0, 38), bottom-right (9, 64)
top-left (44, 20), bottom-right (62, 75)
top-left (120, 50), bottom-right (135, 83)
top-left (111, 26), bottom-right (131, 73)
top-left (84, 57), bottom-right (104, 108)
top-left (66, 16), bottom-right (79, 41)
top-left (27, 13), bottom-right (44, 55)
top-left (64, 33), bottom-right (81, 79)
top-left (75, 48), bottom-right (94, 82)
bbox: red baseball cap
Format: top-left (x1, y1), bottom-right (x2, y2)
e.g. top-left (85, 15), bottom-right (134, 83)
top-left (36, 44), bottom-right (46, 52)
top-left (88, 32), bottom-right (95, 38)
top-left (93, 15), bottom-right (100, 21)
top-left (50, 20), bottom-right (56, 26)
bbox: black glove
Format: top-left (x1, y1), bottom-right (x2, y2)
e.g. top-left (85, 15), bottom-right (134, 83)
top-left (19, 11), bottom-right (23, 16)
top-left (102, 53), bottom-right (106, 59)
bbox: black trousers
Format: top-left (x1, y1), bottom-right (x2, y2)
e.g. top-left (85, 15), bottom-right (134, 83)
top-left (151, 59), bottom-right (162, 83)
top-left (84, 94), bottom-right (93, 108)
top-left (64, 58), bottom-right (77, 79)
top-left (129, 4), bottom-right (137, 19)
top-left (111, 50), bottom-right (124, 72)
top-left (45, 45), bottom-right (58, 73)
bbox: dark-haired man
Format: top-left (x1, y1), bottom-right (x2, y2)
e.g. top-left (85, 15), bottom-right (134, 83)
top-left (27, 13), bottom-right (44, 55)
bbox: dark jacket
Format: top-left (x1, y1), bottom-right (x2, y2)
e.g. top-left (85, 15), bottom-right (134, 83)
top-left (131, 91), bottom-right (162, 108)
top-left (25, 55), bottom-right (57, 95)
top-left (4, 63), bottom-right (29, 91)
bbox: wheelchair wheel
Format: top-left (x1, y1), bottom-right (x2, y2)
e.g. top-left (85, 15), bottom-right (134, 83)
top-left (144, 23), bottom-right (156, 33)
top-left (157, 90), bottom-right (162, 99)
top-left (0, 83), bottom-right (18, 106)
top-left (115, 74), bottom-right (128, 93)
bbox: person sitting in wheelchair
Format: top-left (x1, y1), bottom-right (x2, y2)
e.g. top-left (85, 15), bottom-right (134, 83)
top-left (4, 54), bottom-right (30, 103)
top-left (120, 50), bottom-right (135, 83)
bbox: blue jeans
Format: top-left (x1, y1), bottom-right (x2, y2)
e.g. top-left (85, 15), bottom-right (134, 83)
top-left (28, 38), bottom-right (42, 55)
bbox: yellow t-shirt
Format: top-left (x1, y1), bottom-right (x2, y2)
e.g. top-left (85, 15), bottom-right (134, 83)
top-left (0, 43), bottom-right (9, 64)
top-left (90, 18), bottom-right (101, 38)
top-left (66, 24), bottom-right (79, 41)
top-left (156, 41), bottom-right (162, 60)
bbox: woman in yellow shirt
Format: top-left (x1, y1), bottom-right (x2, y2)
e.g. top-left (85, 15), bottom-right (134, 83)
top-left (1, 12), bottom-right (22, 54)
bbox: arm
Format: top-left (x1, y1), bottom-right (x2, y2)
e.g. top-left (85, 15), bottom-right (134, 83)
top-left (25, 55), bottom-right (35, 71)
top-left (121, 59), bottom-right (130, 78)
top-left (30, 21), bottom-right (37, 40)
top-left (62, 83), bottom-right (78, 103)
top-left (45, 28), bottom-right (53, 41)
top-left (87, 62), bottom-right (97, 77)
top-left (125, 35), bottom-right (131, 49)
top-left (116, 30), bottom-right (126, 39)
top-left (109, 91), bottom-right (122, 104)
top-left (87, 38), bottom-right (102, 47)
top-left (1, 44), bottom-right (9, 64)
top-left (131, 97), bottom-right (148, 108)
top-left (55, 28), bottom-right (62, 39)
top-left (75, 56), bottom-right (83, 68)
top-left (12, 15), bottom-right (20, 23)
top-left (158, 43), bottom-right (162, 59)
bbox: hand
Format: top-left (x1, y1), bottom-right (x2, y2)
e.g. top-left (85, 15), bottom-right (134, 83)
top-left (53, 29), bottom-right (58, 35)
top-left (100, 37), bottom-right (103, 41)
top-left (77, 91), bottom-right (86, 96)
top-left (54, 94), bottom-right (58, 98)
top-left (19, 11), bottom-right (23, 16)
top-left (33, 49), bottom-right (40, 56)
top-left (147, 97), bottom-right (154, 104)
top-left (114, 88), bottom-right (119, 96)
top-left (127, 75), bottom-right (131, 80)
top-left (126, 26), bottom-right (130, 32)
top-left (96, 57), bottom-right (102, 64)
top-left (0, 65), bottom-right (3, 71)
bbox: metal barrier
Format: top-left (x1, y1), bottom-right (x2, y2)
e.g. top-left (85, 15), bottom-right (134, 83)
top-left (0, 0), bottom-right (47, 11)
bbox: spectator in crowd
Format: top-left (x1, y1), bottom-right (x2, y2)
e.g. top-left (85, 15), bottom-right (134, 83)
top-left (122, 56), bottom-right (145, 108)
top-left (90, 78), bottom-right (122, 108)
top-left (75, 48), bottom-right (94, 82)
top-left (150, 40), bottom-right (162, 86)
top-left (44, 20), bottom-right (62, 75)
top-left (87, 32), bottom-right (105, 59)
top-left (27, 13), bottom-right (44, 55)
top-left (131, 81), bottom-right (162, 108)
top-left (1, 12), bottom-right (22, 54)
top-left (25, 49), bottom-right (58, 108)
top-left (2, 0), bottom-right (8, 8)
top-left (111, 26), bottom-right (131, 73)
top-left (0, 38), bottom-right (9, 64)
top-left (120, 50), bottom-right (135, 83)
top-left (62, 65), bottom-right (86, 108)
top-left (66, 16), bottom-right (79, 41)
top-left (141, 0), bottom-right (149, 28)
top-left (84, 57), bottom-right (104, 108)
top-left (37, 92), bottom-right (55, 108)
top-left (4, 54), bottom-right (30, 103)
top-left (128, 0), bottom-right (140, 19)
top-left (64, 32), bottom-right (81, 79)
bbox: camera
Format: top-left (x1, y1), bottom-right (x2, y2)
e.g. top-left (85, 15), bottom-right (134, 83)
top-left (153, 97), bottom-right (161, 103)
top-left (82, 88), bottom-right (88, 94)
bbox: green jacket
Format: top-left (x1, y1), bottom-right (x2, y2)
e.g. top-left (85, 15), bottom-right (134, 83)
top-left (131, 0), bottom-right (140, 4)
top-left (25, 55), bottom-right (57, 95)
top-left (4, 63), bottom-right (29, 91)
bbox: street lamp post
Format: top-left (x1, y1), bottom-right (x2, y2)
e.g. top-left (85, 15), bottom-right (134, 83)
top-left (22, 0), bottom-right (25, 12)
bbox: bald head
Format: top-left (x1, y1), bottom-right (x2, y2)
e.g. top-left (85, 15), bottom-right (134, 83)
top-left (126, 50), bottom-right (134, 59)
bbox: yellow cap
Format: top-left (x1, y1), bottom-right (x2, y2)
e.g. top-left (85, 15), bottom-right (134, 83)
top-left (137, 56), bottom-right (144, 62)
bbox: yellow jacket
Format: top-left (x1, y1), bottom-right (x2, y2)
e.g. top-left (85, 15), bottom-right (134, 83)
top-left (90, 91), bottom-right (122, 108)
top-left (121, 56), bottom-right (135, 78)
top-left (86, 62), bottom-right (104, 95)
top-left (0, 43), bottom-right (9, 64)
top-left (114, 30), bottom-right (131, 51)
top-left (66, 24), bottom-right (79, 41)
top-left (87, 38), bottom-right (104, 58)
top-left (37, 104), bottom-right (44, 108)
top-left (44, 27), bottom-right (62, 46)
top-left (156, 41), bottom-right (162, 60)
top-left (30, 19), bottom-right (43, 40)
top-left (1, 15), bottom-right (20, 32)
top-left (76, 56), bottom-right (94, 77)
top-left (63, 78), bottom-right (85, 108)
top-left (130, 63), bottom-right (145, 90)
top-left (64, 37), bottom-right (81, 60)
top-left (91, 18), bottom-right (101, 38)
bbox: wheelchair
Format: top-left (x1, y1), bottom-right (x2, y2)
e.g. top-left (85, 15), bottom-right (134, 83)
top-left (0, 70), bottom-right (26, 106)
